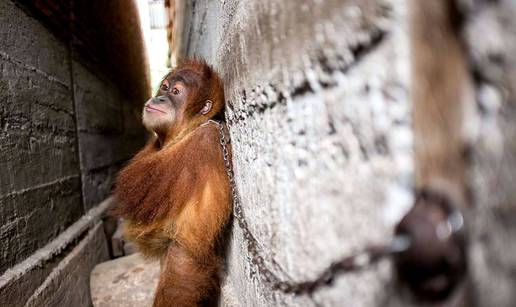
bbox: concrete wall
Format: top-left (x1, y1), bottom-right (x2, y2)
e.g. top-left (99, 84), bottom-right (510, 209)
top-left (73, 60), bottom-right (145, 210)
top-left (0, 0), bottom-right (148, 305)
top-left (175, 0), bottom-right (412, 306)
top-left (0, 0), bottom-right (84, 275)
top-left (174, 0), bottom-right (516, 306)
top-left (464, 1), bottom-right (516, 306)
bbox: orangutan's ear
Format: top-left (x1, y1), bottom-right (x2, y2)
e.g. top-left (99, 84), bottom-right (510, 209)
top-left (200, 100), bottom-right (213, 115)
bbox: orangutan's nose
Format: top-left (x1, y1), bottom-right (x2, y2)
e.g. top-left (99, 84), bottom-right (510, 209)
top-left (151, 95), bottom-right (168, 104)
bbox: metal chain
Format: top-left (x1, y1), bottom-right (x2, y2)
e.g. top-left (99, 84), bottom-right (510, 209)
top-left (205, 119), bottom-right (410, 295)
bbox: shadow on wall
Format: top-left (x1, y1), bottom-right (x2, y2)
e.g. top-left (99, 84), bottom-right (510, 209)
top-left (0, 0), bottom-right (151, 306)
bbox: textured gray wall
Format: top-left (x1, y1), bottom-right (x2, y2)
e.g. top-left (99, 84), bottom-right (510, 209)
top-left (176, 0), bottom-right (516, 306)
top-left (73, 60), bottom-right (145, 210)
top-left (176, 0), bottom-right (413, 306)
top-left (0, 0), bottom-right (145, 278)
top-left (0, 0), bottom-right (83, 274)
top-left (464, 1), bottom-right (516, 306)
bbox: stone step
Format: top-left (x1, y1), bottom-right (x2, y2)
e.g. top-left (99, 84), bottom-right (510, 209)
top-left (90, 253), bottom-right (160, 307)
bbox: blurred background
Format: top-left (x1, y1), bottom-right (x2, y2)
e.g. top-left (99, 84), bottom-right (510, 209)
top-left (1, 0), bottom-right (516, 306)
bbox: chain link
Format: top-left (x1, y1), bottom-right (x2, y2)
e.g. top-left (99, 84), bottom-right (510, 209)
top-left (208, 120), bottom-right (405, 295)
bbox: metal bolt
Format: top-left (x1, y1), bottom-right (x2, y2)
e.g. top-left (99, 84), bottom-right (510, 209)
top-left (393, 189), bottom-right (467, 301)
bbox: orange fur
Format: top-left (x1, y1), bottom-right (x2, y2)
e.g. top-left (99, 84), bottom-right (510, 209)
top-left (410, 0), bottom-right (472, 204)
top-left (112, 59), bottom-right (231, 306)
top-left (154, 245), bottom-right (220, 307)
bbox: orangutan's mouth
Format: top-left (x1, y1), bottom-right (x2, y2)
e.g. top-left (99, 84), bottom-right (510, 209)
top-left (145, 105), bottom-right (167, 114)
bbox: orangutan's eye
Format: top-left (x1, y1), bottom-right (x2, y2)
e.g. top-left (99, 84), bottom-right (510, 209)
top-left (172, 87), bottom-right (180, 95)
top-left (160, 81), bottom-right (170, 92)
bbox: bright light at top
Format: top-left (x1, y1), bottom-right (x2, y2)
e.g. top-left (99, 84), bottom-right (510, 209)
top-left (136, 0), bottom-right (171, 92)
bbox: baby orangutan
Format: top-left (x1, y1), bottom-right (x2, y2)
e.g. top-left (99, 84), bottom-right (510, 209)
top-left (113, 59), bottom-right (232, 307)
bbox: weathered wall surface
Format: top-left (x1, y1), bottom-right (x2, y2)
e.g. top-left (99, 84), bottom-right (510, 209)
top-left (175, 0), bottom-right (413, 306)
top-left (73, 60), bottom-right (145, 210)
top-left (0, 0), bottom-right (84, 275)
top-left (0, 0), bottom-right (148, 305)
top-left (24, 222), bottom-right (109, 307)
top-left (175, 0), bottom-right (516, 306)
top-left (464, 1), bottom-right (516, 306)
